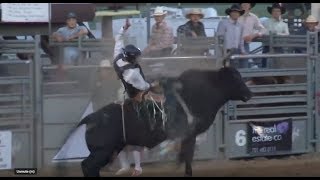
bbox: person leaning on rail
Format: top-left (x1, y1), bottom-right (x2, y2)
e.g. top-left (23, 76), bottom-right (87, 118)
top-left (52, 12), bottom-right (88, 65)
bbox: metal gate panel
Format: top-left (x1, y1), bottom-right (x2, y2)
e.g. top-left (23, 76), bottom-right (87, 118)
top-left (12, 131), bottom-right (32, 168)
top-left (235, 106), bottom-right (307, 116)
top-left (248, 83), bottom-right (307, 93)
top-left (42, 94), bottom-right (91, 166)
top-left (43, 94), bottom-right (90, 124)
top-left (222, 33), bottom-right (317, 159)
top-left (0, 60), bottom-right (34, 169)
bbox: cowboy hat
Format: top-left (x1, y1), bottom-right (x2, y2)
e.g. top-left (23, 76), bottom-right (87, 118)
top-left (99, 59), bottom-right (111, 68)
top-left (153, 6), bottom-right (167, 16)
top-left (305, 15), bottom-right (319, 23)
top-left (185, 8), bottom-right (204, 19)
top-left (225, 4), bottom-right (245, 16)
top-left (267, 3), bottom-right (286, 15)
top-left (239, 3), bottom-right (256, 9)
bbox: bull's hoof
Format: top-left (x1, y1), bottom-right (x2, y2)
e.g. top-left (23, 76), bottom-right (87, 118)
top-left (115, 167), bottom-right (130, 175)
top-left (184, 173), bottom-right (192, 177)
top-left (131, 167), bottom-right (142, 176)
top-left (81, 161), bottom-right (100, 177)
top-left (175, 161), bottom-right (183, 170)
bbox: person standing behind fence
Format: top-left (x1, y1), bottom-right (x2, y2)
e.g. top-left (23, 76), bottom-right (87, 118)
top-left (216, 4), bottom-right (246, 68)
top-left (238, 3), bottom-right (266, 68)
top-left (177, 8), bottom-right (207, 38)
top-left (177, 8), bottom-right (207, 55)
top-left (261, 3), bottom-right (289, 68)
top-left (52, 12), bottom-right (88, 65)
top-left (295, 15), bottom-right (320, 53)
top-left (142, 6), bottom-right (174, 57)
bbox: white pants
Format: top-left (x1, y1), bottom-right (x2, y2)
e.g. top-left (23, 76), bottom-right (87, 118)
top-left (117, 84), bottom-right (144, 170)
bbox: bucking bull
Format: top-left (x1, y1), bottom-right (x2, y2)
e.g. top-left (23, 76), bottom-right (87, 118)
top-left (77, 66), bottom-right (252, 177)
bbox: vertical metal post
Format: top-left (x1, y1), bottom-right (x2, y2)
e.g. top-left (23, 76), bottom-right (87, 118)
top-left (146, 3), bottom-right (151, 43)
top-left (314, 31), bottom-right (320, 152)
top-left (306, 31), bottom-right (315, 152)
top-left (48, 3), bottom-right (52, 42)
top-left (314, 31), bottom-right (318, 152)
top-left (29, 55), bottom-right (35, 168)
top-left (33, 35), bottom-right (43, 169)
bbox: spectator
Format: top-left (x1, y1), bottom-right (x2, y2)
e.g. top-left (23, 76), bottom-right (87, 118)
top-left (177, 8), bottom-right (207, 38)
top-left (177, 8), bottom-right (207, 55)
top-left (238, 3), bottom-right (266, 68)
top-left (295, 15), bottom-right (320, 53)
top-left (52, 12), bottom-right (88, 65)
top-left (261, 3), bottom-right (289, 68)
top-left (143, 6), bottom-right (174, 57)
top-left (297, 15), bottom-right (319, 34)
top-left (217, 4), bottom-right (246, 68)
top-left (263, 3), bottom-right (289, 36)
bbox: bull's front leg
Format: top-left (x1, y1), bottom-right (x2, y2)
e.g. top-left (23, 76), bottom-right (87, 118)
top-left (178, 136), bottom-right (196, 177)
top-left (172, 85), bottom-right (194, 125)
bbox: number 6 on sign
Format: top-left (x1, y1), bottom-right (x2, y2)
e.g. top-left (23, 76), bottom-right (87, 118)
top-left (235, 130), bottom-right (246, 146)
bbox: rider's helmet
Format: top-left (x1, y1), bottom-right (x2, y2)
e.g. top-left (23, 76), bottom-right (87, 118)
top-left (122, 44), bottom-right (141, 63)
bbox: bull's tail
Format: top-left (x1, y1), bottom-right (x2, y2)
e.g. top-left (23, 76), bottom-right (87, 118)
top-left (77, 114), bottom-right (92, 128)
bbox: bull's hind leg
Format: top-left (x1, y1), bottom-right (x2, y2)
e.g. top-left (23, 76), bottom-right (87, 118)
top-left (81, 144), bottom-right (124, 177)
top-left (81, 149), bottom-right (113, 177)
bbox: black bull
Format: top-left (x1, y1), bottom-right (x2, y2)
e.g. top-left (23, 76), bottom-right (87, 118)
top-left (78, 67), bottom-right (252, 177)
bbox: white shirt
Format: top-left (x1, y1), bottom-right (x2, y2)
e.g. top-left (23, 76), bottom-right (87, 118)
top-left (114, 27), bottom-right (127, 59)
top-left (263, 18), bottom-right (289, 36)
top-left (114, 27), bottom-right (150, 91)
top-left (217, 19), bottom-right (245, 53)
top-left (238, 12), bottom-right (266, 37)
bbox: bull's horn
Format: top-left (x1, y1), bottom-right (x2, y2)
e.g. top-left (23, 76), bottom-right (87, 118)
top-left (222, 51), bottom-right (232, 67)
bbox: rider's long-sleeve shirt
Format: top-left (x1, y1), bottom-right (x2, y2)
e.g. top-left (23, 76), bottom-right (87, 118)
top-left (113, 27), bottom-right (150, 92)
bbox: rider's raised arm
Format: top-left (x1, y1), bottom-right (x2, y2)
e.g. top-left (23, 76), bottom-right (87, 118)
top-left (114, 27), bottom-right (129, 59)
top-left (114, 19), bottom-right (131, 58)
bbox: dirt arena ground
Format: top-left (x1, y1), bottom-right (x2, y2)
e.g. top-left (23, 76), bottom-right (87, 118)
top-left (2, 153), bottom-right (320, 177)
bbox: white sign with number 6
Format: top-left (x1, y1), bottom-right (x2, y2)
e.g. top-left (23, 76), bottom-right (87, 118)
top-left (235, 130), bottom-right (246, 146)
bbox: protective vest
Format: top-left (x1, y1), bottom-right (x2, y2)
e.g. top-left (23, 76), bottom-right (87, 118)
top-left (113, 54), bottom-right (147, 98)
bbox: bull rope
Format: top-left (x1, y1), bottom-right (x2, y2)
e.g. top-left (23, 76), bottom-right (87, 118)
top-left (149, 95), bottom-right (167, 130)
top-left (172, 82), bottom-right (194, 125)
top-left (121, 91), bottom-right (127, 143)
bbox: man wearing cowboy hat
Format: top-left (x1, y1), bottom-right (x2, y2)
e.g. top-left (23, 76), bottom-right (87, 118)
top-left (301, 15), bottom-right (319, 33)
top-left (295, 15), bottom-right (320, 53)
top-left (177, 8), bottom-right (207, 38)
top-left (238, 3), bottom-right (266, 68)
top-left (143, 6), bottom-right (174, 57)
top-left (263, 3), bottom-right (289, 36)
top-left (52, 12), bottom-right (88, 65)
top-left (217, 4), bottom-right (246, 68)
top-left (261, 3), bottom-right (289, 68)
top-left (177, 8), bottom-right (207, 55)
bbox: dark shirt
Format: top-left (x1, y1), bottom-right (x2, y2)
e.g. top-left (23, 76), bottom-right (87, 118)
top-left (177, 21), bottom-right (207, 38)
